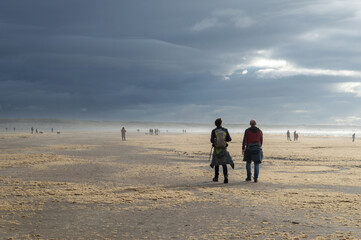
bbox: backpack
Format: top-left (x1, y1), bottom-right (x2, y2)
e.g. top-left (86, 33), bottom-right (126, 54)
top-left (214, 128), bottom-right (227, 148)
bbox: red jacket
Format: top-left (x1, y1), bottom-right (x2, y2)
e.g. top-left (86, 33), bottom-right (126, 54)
top-left (242, 126), bottom-right (263, 150)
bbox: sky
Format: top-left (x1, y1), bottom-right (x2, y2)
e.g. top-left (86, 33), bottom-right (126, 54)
top-left (1, 0), bottom-right (361, 125)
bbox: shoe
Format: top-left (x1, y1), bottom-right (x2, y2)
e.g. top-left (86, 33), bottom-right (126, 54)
top-left (210, 164), bottom-right (214, 168)
top-left (254, 178), bottom-right (258, 183)
top-left (224, 177), bottom-right (228, 184)
top-left (245, 178), bottom-right (251, 181)
top-left (212, 177), bottom-right (218, 182)
top-left (230, 163), bottom-right (234, 169)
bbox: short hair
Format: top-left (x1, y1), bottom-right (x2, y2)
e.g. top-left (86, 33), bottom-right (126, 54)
top-left (250, 119), bottom-right (256, 126)
top-left (215, 118), bottom-right (222, 127)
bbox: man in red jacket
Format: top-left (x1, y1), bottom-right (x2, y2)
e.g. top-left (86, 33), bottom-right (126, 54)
top-left (242, 119), bottom-right (263, 182)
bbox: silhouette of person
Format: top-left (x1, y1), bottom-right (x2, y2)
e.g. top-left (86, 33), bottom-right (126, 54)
top-left (121, 127), bottom-right (126, 141)
top-left (352, 133), bottom-right (355, 142)
top-left (287, 130), bottom-right (291, 141)
top-left (210, 118), bottom-right (234, 184)
top-left (242, 120), bottom-right (263, 183)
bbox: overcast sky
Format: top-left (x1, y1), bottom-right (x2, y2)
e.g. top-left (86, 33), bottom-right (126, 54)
top-left (1, 0), bottom-right (361, 125)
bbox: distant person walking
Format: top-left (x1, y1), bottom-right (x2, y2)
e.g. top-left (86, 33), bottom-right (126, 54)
top-left (352, 133), bottom-right (355, 142)
top-left (293, 130), bottom-right (297, 141)
top-left (210, 118), bottom-right (234, 184)
top-left (287, 130), bottom-right (291, 141)
top-left (242, 120), bottom-right (263, 183)
top-left (31, 127), bottom-right (34, 134)
top-left (121, 127), bottom-right (126, 141)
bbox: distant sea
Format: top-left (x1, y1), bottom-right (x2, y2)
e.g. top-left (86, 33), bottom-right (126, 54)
top-left (0, 118), bottom-right (360, 137)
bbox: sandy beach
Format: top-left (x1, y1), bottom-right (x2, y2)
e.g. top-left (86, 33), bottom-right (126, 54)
top-left (1, 131), bottom-right (361, 239)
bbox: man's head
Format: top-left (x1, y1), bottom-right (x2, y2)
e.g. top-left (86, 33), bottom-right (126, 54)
top-left (250, 119), bottom-right (256, 126)
top-left (215, 118), bottom-right (222, 127)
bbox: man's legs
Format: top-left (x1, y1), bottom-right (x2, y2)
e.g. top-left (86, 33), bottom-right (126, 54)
top-left (254, 162), bottom-right (260, 182)
top-left (246, 161), bottom-right (252, 180)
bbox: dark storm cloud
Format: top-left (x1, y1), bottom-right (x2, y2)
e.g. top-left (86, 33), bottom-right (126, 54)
top-left (1, 0), bottom-right (361, 124)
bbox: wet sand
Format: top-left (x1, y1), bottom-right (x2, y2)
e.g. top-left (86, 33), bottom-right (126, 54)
top-left (0, 132), bottom-right (360, 239)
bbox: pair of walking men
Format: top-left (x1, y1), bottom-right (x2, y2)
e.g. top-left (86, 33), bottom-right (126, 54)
top-left (210, 118), bottom-right (263, 183)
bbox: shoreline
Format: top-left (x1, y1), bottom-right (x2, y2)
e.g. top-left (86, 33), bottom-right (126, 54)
top-left (1, 118), bottom-right (361, 137)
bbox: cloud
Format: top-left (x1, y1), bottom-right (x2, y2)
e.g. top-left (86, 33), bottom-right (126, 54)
top-left (256, 65), bottom-right (361, 78)
top-left (239, 56), bottom-right (361, 78)
top-left (333, 82), bottom-right (361, 96)
top-left (297, 28), bottom-right (361, 42)
top-left (279, 0), bottom-right (359, 18)
top-left (190, 17), bottom-right (220, 32)
top-left (2, 0), bottom-right (361, 124)
top-left (293, 110), bottom-right (311, 113)
top-left (334, 116), bottom-right (361, 124)
top-left (191, 9), bottom-right (254, 32)
top-left (223, 50), bottom-right (361, 80)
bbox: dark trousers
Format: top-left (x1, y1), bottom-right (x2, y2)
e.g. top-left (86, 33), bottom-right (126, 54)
top-left (214, 165), bottom-right (228, 178)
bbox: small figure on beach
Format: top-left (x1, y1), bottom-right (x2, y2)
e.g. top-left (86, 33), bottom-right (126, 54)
top-left (36, 129), bottom-right (38, 134)
top-left (242, 120), bottom-right (263, 183)
top-left (31, 127), bottom-right (34, 134)
top-left (121, 127), bottom-right (126, 141)
top-left (293, 130), bottom-right (298, 141)
top-left (210, 118), bottom-right (234, 184)
top-left (352, 133), bottom-right (355, 142)
top-left (5, 127), bottom-right (8, 132)
top-left (51, 128), bottom-right (53, 133)
top-left (287, 130), bottom-right (291, 141)
top-left (13, 127), bottom-right (15, 132)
